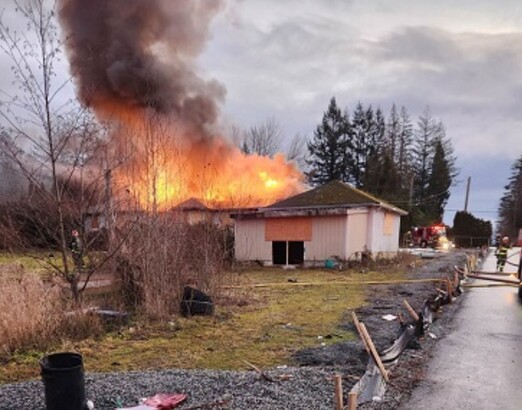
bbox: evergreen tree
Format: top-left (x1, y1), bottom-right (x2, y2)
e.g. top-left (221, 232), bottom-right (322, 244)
top-left (434, 121), bottom-right (458, 180)
top-left (412, 108), bottom-right (438, 207)
top-left (349, 103), bottom-right (378, 188)
top-left (386, 104), bottom-right (400, 160)
top-left (424, 139), bottom-right (451, 220)
top-left (362, 107), bottom-right (398, 199)
top-left (374, 107), bottom-right (386, 147)
top-left (306, 97), bottom-right (352, 185)
top-left (397, 106), bottom-right (414, 191)
top-left (497, 153), bottom-right (522, 240)
top-left (453, 211), bottom-right (492, 248)
top-left (363, 149), bottom-right (401, 201)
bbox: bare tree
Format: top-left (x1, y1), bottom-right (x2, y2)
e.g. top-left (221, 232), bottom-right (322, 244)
top-left (286, 133), bottom-right (308, 171)
top-left (241, 117), bottom-right (283, 157)
top-left (0, 0), bottom-right (110, 302)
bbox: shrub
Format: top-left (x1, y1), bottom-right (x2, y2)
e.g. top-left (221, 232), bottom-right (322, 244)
top-left (115, 218), bottom-right (231, 320)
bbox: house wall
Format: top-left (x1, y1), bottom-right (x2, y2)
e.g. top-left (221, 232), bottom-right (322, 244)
top-left (306, 215), bottom-right (348, 260)
top-left (234, 208), bottom-right (402, 263)
top-left (234, 218), bottom-right (271, 261)
top-left (345, 210), bottom-right (369, 258)
top-left (368, 208), bottom-right (401, 256)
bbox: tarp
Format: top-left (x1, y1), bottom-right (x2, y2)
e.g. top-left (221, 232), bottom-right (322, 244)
top-left (351, 359), bottom-right (386, 404)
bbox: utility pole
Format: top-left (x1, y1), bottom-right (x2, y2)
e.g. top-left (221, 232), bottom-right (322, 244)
top-left (464, 177), bottom-right (471, 212)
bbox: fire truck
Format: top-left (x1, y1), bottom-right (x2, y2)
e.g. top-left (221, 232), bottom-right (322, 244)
top-left (410, 224), bottom-right (448, 249)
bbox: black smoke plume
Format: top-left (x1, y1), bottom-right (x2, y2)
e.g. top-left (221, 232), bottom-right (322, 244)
top-left (58, 0), bottom-right (225, 139)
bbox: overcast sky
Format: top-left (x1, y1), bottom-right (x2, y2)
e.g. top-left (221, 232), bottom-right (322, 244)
top-left (198, 0), bottom-right (522, 227)
top-left (2, 0), bottom-right (521, 228)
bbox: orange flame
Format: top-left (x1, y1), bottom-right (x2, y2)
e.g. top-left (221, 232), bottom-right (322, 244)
top-left (111, 122), bottom-right (305, 210)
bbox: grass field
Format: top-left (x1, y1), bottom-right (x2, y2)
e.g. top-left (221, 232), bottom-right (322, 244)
top-left (0, 257), bottom-right (408, 384)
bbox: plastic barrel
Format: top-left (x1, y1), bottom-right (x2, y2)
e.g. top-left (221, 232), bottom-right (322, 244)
top-left (40, 352), bottom-right (86, 410)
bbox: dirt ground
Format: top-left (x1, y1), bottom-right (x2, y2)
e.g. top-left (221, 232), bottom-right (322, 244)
top-left (293, 250), bottom-right (469, 409)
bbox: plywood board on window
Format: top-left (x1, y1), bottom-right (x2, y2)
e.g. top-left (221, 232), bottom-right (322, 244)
top-left (265, 217), bottom-right (312, 241)
top-left (383, 212), bottom-right (394, 236)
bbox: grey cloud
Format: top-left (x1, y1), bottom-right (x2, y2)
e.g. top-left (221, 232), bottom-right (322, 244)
top-left (373, 27), bottom-right (461, 63)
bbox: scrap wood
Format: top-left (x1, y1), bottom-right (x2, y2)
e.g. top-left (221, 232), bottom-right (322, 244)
top-left (402, 299), bottom-right (419, 322)
top-left (341, 374), bottom-right (360, 381)
top-left (454, 265), bottom-right (466, 279)
top-left (352, 313), bottom-right (388, 381)
top-left (453, 271), bottom-right (460, 288)
top-left (277, 373), bottom-right (294, 381)
top-left (445, 278), bottom-right (453, 295)
top-left (471, 270), bottom-right (514, 276)
top-left (466, 273), bottom-right (519, 285)
top-left (242, 360), bottom-right (275, 382)
top-left (397, 312), bottom-right (405, 325)
top-left (463, 283), bottom-right (517, 288)
top-left (351, 312), bottom-right (370, 355)
top-left (360, 323), bottom-right (389, 382)
top-left (444, 278), bottom-right (454, 301)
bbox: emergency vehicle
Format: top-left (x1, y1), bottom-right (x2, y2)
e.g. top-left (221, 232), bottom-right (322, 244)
top-left (410, 224), bottom-right (448, 248)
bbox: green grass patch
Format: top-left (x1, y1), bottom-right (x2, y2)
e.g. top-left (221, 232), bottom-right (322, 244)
top-left (0, 266), bottom-right (408, 384)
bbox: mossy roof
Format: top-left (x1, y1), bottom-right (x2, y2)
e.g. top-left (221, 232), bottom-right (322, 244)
top-left (266, 180), bottom-right (407, 214)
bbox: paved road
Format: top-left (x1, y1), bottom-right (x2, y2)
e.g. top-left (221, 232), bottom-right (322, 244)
top-left (403, 248), bottom-right (522, 410)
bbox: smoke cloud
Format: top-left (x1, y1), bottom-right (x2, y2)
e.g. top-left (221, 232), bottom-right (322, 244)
top-left (57, 0), bottom-right (226, 139)
top-left (56, 0), bottom-right (304, 208)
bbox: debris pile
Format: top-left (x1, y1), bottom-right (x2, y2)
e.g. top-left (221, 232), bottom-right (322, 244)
top-left (336, 253), bottom-right (478, 409)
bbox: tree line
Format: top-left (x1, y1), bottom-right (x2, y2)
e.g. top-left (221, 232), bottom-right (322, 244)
top-left (497, 153), bottom-right (522, 241)
top-left (306, 97), bottom-right (457, 228)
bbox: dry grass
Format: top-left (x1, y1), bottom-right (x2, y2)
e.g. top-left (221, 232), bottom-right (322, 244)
top-left (0, 265), bottom-right (410, 384)
top-left (0, 270), bottom-right (105, 366)
top-left (0, 273), bottom-right (63, 358)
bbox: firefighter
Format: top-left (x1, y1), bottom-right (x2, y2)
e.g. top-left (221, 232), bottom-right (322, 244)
top-left (495, 236), bottom-right (510, 272)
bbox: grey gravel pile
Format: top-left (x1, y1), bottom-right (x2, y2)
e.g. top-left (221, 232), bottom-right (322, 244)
top-left (0, 366), bottom-right (349, 409)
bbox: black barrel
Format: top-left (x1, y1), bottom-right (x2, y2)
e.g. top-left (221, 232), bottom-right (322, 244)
top-left (40, 352), bottom-right (86, 410)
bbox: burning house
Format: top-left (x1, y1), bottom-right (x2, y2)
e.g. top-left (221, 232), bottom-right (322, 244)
top-left (57, 0), bottom-right (304, 216)
top-left (233, 181), bottom-right (408, 266)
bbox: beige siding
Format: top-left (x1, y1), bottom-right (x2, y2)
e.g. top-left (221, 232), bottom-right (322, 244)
top-left (306, 215), bottom-right (348, 260)
top-left (234, 219), bottom-right (271, 261)
top-left (346, 211), bottom-right (369, 257)
top-left (368, 209), bottom-right (401, 256)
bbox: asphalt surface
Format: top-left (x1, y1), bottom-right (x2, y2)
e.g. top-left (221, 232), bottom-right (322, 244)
top-left (403, 247), bottom-right (522, 410)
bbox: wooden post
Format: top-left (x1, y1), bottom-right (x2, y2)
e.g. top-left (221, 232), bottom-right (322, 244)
top-left (351, 312), bottom-right (370, 354)
top-left (403, 299), bottom-right (420, 322)
top-left (334, 374), bottom-right (344, 410)
top-left (348, 392), bottom-right (358, 410)
top-left (352, 312), bottom-right (389, 381)
top-left (360, 323), bottom-right (389, 382)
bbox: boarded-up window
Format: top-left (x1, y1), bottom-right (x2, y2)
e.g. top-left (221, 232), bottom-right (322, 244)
top-left (383, 212), bottom-right (394, 236)
top-left (265, 217), bottom-right (312, 241)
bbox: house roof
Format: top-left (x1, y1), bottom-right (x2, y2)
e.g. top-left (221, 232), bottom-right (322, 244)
top-left (173, 197), bottom-right (208, 211)
top-left (264, 180), bottom-right (407, 215)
